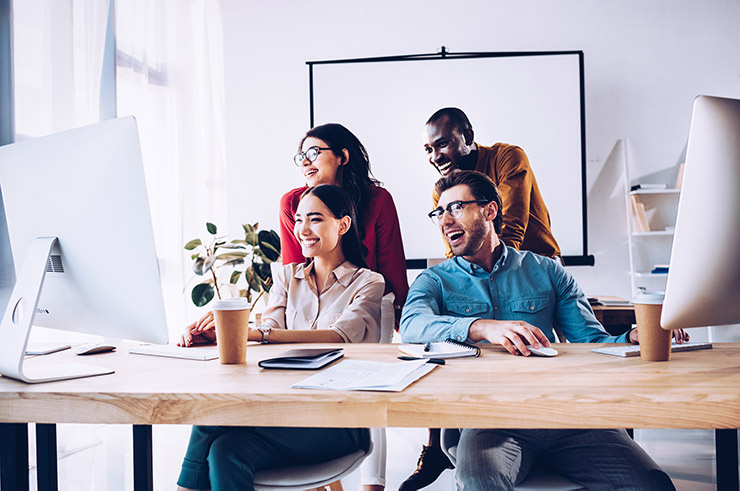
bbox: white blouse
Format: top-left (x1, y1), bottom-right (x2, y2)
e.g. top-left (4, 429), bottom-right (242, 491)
top-left (259, 261), bottom-right (385, 343)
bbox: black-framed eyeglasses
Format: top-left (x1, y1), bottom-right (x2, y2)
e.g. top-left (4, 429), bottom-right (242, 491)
top-left (428, 200), bottom-right (490, 224)
top-left (293, 146), bottom-right (333, 166)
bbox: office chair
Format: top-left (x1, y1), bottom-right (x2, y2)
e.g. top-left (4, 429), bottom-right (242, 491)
top-left (441, 429), bottom-right (585, 491)
top-left (254, 437), bottom-right (373, 491)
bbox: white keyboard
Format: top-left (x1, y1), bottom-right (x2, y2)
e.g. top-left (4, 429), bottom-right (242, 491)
top-left (592, 342), bottom-right (713, 357)
top-left (129, 344), bottom-right (219, 361)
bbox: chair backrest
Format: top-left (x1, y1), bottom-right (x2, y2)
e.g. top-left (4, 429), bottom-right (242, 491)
top-left (379, 292), bottom-right (396, 343)
top-left (254, 432), bottom-right (372, 490)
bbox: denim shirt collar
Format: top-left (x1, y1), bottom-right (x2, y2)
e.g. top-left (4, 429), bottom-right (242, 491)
top-left (453, 244), bottom-right (509, 276)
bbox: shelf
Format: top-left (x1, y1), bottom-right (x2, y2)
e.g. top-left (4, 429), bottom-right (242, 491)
top-left (629, 188), bottom-right (681, 196)
top-left (632, 230), bottom-right (674, 237)
top-left (635, 271), bottom-right (669, 278)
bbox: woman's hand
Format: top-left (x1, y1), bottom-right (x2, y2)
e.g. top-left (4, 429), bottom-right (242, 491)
top-left (177, 311), bottom-right (217, 347)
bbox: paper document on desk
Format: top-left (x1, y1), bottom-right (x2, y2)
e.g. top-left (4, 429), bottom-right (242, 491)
top-left (292, 359), bottom-right (436, 392)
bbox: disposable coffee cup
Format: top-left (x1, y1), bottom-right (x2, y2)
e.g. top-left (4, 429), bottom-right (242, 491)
top-left (213, 297), bottom-right (250, 364)
top-left (633, 291), bottom-right (671, 361)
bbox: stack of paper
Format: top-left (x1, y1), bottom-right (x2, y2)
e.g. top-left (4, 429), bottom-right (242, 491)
top-left (292, 359), bottom-right (435, 392)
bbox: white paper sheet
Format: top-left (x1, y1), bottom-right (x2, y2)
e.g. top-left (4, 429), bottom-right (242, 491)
top-left (292, 359), bottom-right (436, 392)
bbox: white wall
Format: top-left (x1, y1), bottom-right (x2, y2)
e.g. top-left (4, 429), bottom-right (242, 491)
top-left (222, 0), bottom-right (740, 299)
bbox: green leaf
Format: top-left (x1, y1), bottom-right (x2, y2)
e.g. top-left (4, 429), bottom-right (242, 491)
top-left (184, 238), bottom-right (202, 250)
top-left (249, 271), bottom-right (262, 292)
top-left (230, 270), bottom-right (242, 284)
top-left (193, 257), bottom-right (206, 275)
top-left (191, 283), bottom-right (215, 307)
top-left (222, 258), bottom-right (245, 268)
top-left (259, 241), bottom-right (281, 262)
top-left (242, 223), bottom-right (255, 235)
top-left (220, 241), bottom-right (247, 249)
top-left (191, 253), bottom-right (201, 260)
top-left (216, 251), bottom-right (248, 260)
top-left (245, 231), bottom-right (259, 246)
top-left (258, 276), bottom-right (271, 292)
top-left (206, 222), bottom-right (218, 235)
top-left (254, 262), bottom-right (271, 280)
top-left (193, 256), bottom-right (217, 275)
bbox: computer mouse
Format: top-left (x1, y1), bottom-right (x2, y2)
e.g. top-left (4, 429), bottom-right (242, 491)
top-left (526, 345), bottom-right (558, 357)
top-left (73, 343), bottom-right (117, 355)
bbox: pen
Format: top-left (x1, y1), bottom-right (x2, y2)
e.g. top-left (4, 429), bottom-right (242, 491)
top-left (398, 356), bottom-right (445, 365)
top-left (424, 341), bottom-right (432, 352)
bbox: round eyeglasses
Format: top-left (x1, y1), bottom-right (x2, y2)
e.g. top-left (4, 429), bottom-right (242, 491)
top-left (293, 146), bottom-right (333, 167)
top-left (428, 200), bottom-right (490, 224)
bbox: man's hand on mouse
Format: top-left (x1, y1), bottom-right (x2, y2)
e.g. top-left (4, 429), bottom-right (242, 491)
top-left (468, 319), bottom-right (550, 356)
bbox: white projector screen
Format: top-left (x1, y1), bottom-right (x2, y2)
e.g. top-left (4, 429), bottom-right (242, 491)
top-left (308, 51), bottom-right (591, 266)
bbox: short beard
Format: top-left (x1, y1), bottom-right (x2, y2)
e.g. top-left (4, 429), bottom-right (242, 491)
top-left (449, 215), bottom-right (487, 257)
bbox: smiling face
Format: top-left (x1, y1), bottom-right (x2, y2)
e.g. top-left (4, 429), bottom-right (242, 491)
top-left (424, 116), bottom-right (474, 176)
top-left (298, 137), bottom-right (345, 187)
top-left (293, 193), bottom-right (350, 260)
top-left (437, 184), bottom-right (496, 259)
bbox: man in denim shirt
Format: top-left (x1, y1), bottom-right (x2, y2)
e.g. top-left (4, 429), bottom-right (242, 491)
top-left (400, 170), bottom-right (674, 490)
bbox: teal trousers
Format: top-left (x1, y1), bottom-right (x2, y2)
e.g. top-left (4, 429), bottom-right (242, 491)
top-left (177, 425), bottom-right (368, 491)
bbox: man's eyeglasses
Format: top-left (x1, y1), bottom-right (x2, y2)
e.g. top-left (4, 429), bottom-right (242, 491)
top-left (428, 200), bottom-right (490, 224)
top-left (293, 146), bottom-right (333, 167)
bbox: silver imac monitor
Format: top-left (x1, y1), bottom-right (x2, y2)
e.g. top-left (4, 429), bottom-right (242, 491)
top-left (662, 95), bottom-right (740, 330)
top-left (0, 116), bottom-right (169, 383)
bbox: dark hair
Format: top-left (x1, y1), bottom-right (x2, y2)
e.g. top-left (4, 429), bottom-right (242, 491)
top-left (300, 124), bottom-right (379, 241)
top-left (433, 170), bottom-right (503, 234)
top-left (426, 107), bottom-right (473, 134)
top-left (300, 184), bottom-right (369, 269)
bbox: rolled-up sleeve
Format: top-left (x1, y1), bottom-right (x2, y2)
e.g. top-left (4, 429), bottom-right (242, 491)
top-left (400, 271), bottom-right (477, 343)
top-left (330, 271), bottom-right (385, 343)
top-left (259, 264), bottom-right (289, 331)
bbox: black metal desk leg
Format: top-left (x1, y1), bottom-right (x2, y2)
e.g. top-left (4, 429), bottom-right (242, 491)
top-left (35, 423), bottom-right (58, 491)
top-left (715, 429), bottom-right (739, 491)
top-left (133, 425), bottom-right (153, 491)
top-left (0, 422), bottom-right (30, 491)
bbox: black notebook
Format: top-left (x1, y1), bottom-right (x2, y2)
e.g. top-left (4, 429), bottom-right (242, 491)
top-left (258, 348), bottom-right (344, 370)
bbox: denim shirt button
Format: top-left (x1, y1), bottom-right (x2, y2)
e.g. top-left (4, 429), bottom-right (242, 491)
top-left (465, 308), bottom-right (470, 313)
top-left (530, 305), bottom-right (535, 311)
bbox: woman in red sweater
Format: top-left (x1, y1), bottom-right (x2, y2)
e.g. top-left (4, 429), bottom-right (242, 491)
top-left (281, 123), bottom-right (408, 323)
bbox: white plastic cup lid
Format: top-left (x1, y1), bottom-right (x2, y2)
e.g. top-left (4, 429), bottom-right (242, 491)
top-left (213, 297), bottom-right (250, 311)
top-left (632, 291), bottom-right (665, 305)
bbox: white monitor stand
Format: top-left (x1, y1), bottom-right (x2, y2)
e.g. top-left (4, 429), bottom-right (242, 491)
top-left (0, 237), bottom-right (114, 383)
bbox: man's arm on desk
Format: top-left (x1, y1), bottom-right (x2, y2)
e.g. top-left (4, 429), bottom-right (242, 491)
top-left (400, 271), bottom-right (550, 355)
top-left (400, 271), bottom-right (477, 343)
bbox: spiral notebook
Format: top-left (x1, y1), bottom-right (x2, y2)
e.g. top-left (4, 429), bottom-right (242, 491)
top-left (398, 339), bottom-right (480, 359)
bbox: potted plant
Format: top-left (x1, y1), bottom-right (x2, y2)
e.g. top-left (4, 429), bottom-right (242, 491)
top-left (184, 222), bottom-right (281, 308)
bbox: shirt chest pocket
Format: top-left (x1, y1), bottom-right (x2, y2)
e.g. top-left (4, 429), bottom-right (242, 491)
top-left (447, 301), bottom-right (489, 316)
top-left (509, 296), bottom-right (549, 315)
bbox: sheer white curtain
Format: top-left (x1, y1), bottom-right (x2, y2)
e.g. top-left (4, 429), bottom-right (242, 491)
top-left (14, 0), bottom-right (226, 338)
top-left (13, 0), bottom-right (108, 139)
top-left (13, 1), bottom-right (226, 488)
top-left (115, 0), bottom-right (227, 337)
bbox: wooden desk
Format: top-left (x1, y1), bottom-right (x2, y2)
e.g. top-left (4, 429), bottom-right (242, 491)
top-left (1, 343), bottom-right (739, 489)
